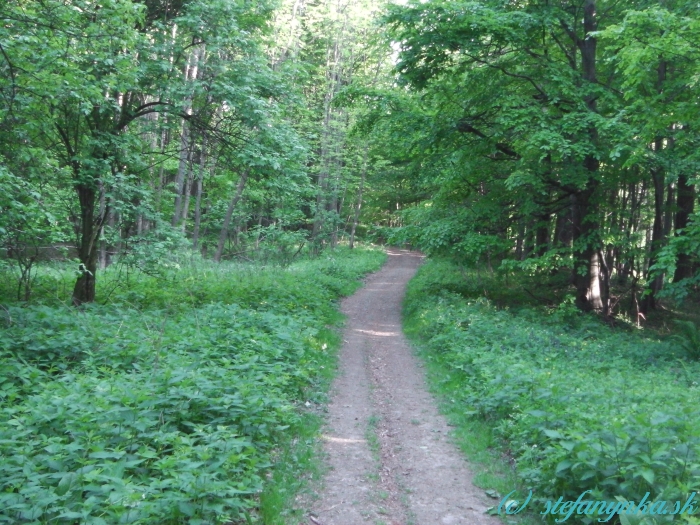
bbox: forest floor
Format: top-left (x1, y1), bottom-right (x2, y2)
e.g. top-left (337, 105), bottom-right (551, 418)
top-left (307, 249), bottom-right (501, 525)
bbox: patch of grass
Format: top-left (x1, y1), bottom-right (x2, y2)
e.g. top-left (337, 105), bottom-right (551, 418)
top-left (367, 472), bottom-right (380, 483)
top-left (366, 415), bottom-right (381, 456)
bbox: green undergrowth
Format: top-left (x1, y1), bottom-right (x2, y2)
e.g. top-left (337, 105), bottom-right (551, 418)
top-left (404, 258), bottom-right (700, 524)
top-left (257, 409), bottom-right (328, 525)
top-left (0, 246), bottom-right (386, 524)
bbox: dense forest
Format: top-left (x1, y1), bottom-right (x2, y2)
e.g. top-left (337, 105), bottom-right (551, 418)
top-left (2, 0), bottom-right (700, 522)
top-left (2, 0), bottom-right (699, 316)
top-left (384, 0), bottom-right (700, 318)
top-left (1, 0), bottom-right (390, 305)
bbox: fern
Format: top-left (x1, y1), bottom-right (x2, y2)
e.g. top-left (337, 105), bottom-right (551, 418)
top-left (673, 320), bottom-right (700, 360)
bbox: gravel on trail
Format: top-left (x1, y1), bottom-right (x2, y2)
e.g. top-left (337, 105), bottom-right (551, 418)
top-left (308, 249), bottom-right (501, 525)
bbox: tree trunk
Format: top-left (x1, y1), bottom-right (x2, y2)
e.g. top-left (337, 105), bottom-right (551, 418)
top-left (255, 212), bottom-right (263, 250)
top-left (313, 104), bottom-right (333, 240)
top-left (554, 208), bottom-right (572, 248)
top-left (172, 47), bottom-right (202, 227)
top-left (192, 141), bottom-right (207, 250)
top-left (180, 161), bottom-right (194, 231)
top-left (98, 187), bottom-right (107, 270)
top-left (172, 123), bottom-right (191, 226)
top-left (535, 212), bottom-right (550, 257)
top-left (109, 210), bottom-right (118, 267)
top-left (515, 218), bottom-right (525, 258)
top-left (663, 181), bottom-right (674, 238)
top-left (72, 184), bottom-right (105, 305)
top-left (214, 170), bottom-right (250, 262)
top-left (571, 187), bottom-right (605, 312)
top-left (641, 164), bottom-right (666, 312)
top-left (349, 146), bottom-right (367, 249)
top-left (313, 12), bottom-right (348, 242)
top-left (522, 218), bottom-right (534, 259)
top-left (572, 0), bottom-right (607, 314)
top-left (156, 124), bottom-right (169, 214)
top-left (641, 60), bottom-right (669, 311)
top-left (673, 173), bottom-right (696, 282)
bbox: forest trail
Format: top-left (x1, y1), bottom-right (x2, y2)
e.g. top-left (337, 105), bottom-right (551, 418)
top-left (308, 249), bottom-right (500, 525)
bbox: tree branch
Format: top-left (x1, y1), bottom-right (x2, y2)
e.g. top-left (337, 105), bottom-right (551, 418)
top-left (456, 120), bottom-right (521, 160)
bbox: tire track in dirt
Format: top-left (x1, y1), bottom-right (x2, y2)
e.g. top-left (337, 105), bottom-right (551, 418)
top-left (308, 249), bottom-right (501, 525)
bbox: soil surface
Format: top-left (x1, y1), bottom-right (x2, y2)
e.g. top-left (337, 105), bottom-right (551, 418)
top-left (308, 249), bottom-right (501, 525)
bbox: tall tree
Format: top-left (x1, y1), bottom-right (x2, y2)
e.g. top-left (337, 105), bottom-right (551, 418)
top-left (383, 0), bottom-right (632, 312)
top-left (0, 0), bottom-right (283, 303)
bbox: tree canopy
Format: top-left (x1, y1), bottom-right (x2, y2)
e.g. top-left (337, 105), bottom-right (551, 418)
top-left (1, 0), bottom-right (699, 316)
top-left (373, 0), bottom-right (700, 316)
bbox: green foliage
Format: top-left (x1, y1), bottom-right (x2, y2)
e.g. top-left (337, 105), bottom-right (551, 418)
top-left (0, 164), bottom-right (70, 301)
top-left (243, 226), bottom-right (309, 266)
top-left (0, 0), bottom-right (318, 302)
top-left (672, 321), bottom-right (700, 361)
top-left (0, 247), bottom-right (386, 524)
top-left (404, 259), bottom-right (700, 521)
top-left (373, 0), bottom-right (700, 315)
top-left (118, 224), bottom-right (192, 276)
top-left (650, 211), bottom-right (700, 305)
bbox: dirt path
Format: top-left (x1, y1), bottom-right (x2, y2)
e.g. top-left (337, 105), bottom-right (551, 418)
top-left (308, 249), bottom-right (501, 525)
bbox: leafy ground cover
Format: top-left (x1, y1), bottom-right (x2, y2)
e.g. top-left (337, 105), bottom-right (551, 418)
top-left (403, 259), bottom-right (700, 524)
top-left (0, 246), bottom-right (386, 524)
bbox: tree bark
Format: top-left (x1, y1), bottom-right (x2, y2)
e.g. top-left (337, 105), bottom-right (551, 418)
top-left (515, 218), bottom-right (525, 259)
top-left (180, 160), bottom-right (194, 231)
top-left (571, 187), bottom-right (605, 312)
top-left (172, 122), bottom-right (191, 226)
top-left (663, 181), bottom-right (674, 238)
top-left (214, 170), bottom-right (250, 262)
top-left (98, 186), bottom-right (108, 270)
top-left (522, 219), bottom-right (533, 260)
top-left (641, 163), bottom-right (666, 312)
top-left (172, 47), bottom-right (202, 227)
top-left (192, 140), bottom-right (207, 250)
top-left (535, 212), bottom-right (550, 257)
top-left (571, 0), bottom-right (607, 314)
top-left (553, 209), bottom-right (572, 248)
top-left (72, 184), bottom-right (107, 305)
top-left (673, 172), bottom-right (696, 282)
top-left (641, 59), bottom-right (669, 311)
top-left (156, 123), bottom-right (169, 214)
top-left (349, 146), bottom-right (367, 249)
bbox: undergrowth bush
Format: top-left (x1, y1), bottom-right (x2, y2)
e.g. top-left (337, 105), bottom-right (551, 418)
top-left (673, 321), bottom-right (700, 361)
top-left (0, 246), bottom-right (386, 524)
top-left (404, 259), bottom-right (700, 523)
